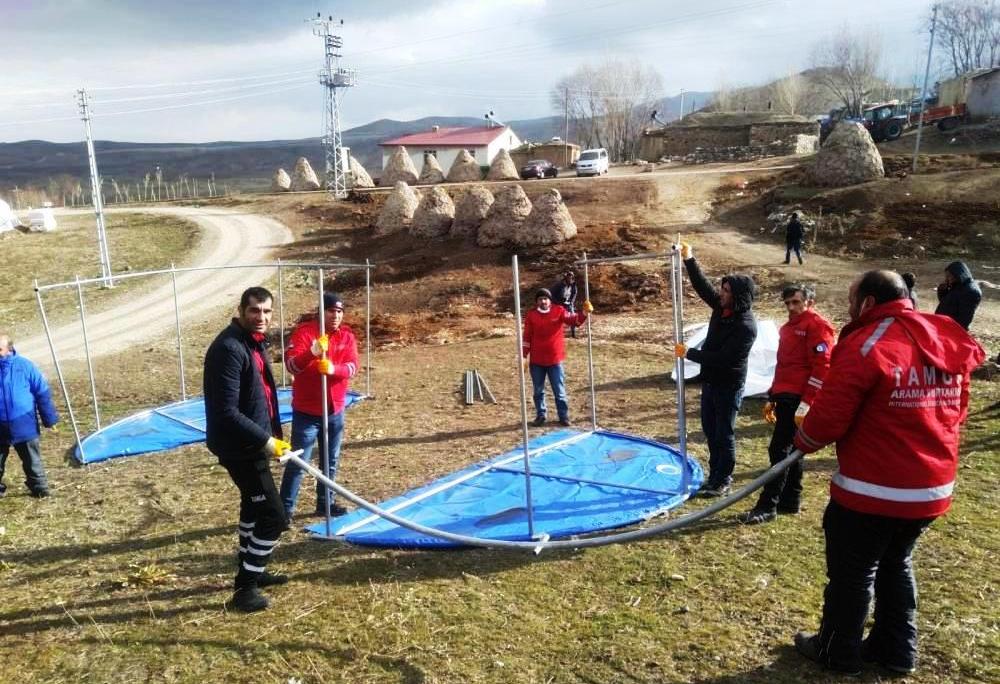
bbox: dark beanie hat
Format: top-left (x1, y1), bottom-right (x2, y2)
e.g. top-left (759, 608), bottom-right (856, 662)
top-left (323, 292), bottom-right (344, 310)
top-left (536, 288), bottom-right (552, 300)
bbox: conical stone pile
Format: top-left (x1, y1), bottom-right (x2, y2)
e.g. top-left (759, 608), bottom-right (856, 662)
top-left (516, 188), bottom-right (577, 246)
top-left (291, 157), bottom-right (321, 191)
top-left (418, 153), bottom-right (446, 185)
top-left (451, 185), bottom-right (494, 238)
top-left (486, 148), bottom-right (520, 181)
top-left (349, 156), bottom-right (374, 188)
top-left (375, 181), bottom-right (419, 236)
top-left (478, 184), bottom-right (532, 247)
top-left (809, 122), bottom-right (884, 187)
top-left (410, 186), bottom-right (455, 239)
top-left (271, 168), bottom-right (291, 192)
top-left (447, 149), bottom-right (482, 182)
top-left (380, 146), bottom-right (418, 186)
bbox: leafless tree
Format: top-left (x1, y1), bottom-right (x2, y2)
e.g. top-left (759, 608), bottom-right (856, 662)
top-left (552, 58), bottom-right (663, 161)
top-left (770, 72), bottom-right (807, 115)
top-left (811, 27), bottom-right (884, 117)
top-left (934, 1), bottom-right (1000, 77)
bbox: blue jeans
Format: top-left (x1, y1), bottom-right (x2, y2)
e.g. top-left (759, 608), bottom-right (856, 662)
top-left (529, 363), bottom-right (568, 421)
top-left (278, 410), bottom-right (344, 517)
top-left (0, 438), bottom-right (48, 494)
top-left (699, 382), bottom-right (744, 487)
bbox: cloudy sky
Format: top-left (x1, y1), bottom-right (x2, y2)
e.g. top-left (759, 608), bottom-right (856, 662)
top-left (0, 0), bottom-right (938, 143)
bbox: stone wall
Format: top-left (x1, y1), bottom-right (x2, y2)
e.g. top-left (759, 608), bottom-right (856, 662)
top-left (749, 121), bottom-right (819, 146)
top-left (640, 118), bottom-right (820, 162)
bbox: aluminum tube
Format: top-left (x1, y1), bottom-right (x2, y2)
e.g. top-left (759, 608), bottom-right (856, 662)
top-left (365, 258), bottom-right (372, 398)
top-left (511, 255), bottom-right (536, 538)
top-left (75, 276), bottom-right (101, 430)
top-left (170, 264), bottom-right (187, 400)
top-left (575, 252), bottom-right (673, 267)
top-left (318, 269), bottom-right (331, 538)
top-left (676, 249), bottom-right (687, 457)
top-left (582, 251), bottom-right (598, 430)
top-left (278, 259), bottom-right (286, 387)
top-left (34, 282), bottom-right (85, 461)
top-left (286, 448), bottom-right (804, 551)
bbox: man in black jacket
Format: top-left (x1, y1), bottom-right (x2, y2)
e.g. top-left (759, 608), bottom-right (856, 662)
top-left (676, 243), bottom-right (757, 497)
top-left (935, 261), bottom-right (981, 330)
top-left (551, 270), bottom-right (579, 338)
top-left (785, 212), bottom-right (805, 265)
top-left (204, 286), bottom-right (291, 613)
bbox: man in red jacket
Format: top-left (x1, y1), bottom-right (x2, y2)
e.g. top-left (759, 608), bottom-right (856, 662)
top-left (522, 288), bottom-right (591, 427)
top-left (791, 271), bottom-right (985, 676)
top-left (279, 292), bottom-right (359, 520)
top-left (741, 283), bottom-right (834, 524)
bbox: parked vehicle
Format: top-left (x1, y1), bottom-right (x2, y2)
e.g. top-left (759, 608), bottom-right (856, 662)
top-left (576, 148), bottom-right (609, 176)
top-left (520, 159), bottom-right (559, 180)
top-left (819, 102), bottom-right (908, 143)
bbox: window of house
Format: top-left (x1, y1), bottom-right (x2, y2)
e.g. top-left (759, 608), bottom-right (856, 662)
top-left (423, 149), bottom-right (438, 157)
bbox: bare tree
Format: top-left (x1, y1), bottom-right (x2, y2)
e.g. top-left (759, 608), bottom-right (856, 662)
top-left (811, 27), bottom-right (884, 117)
top-left (935, 1), bottom-right (1000, 77)
top-left (770, 72), bottom-right (807, 115)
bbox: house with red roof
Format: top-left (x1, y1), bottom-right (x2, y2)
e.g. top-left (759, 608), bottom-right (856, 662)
top-left (379, 124), bottom-right (522, 175)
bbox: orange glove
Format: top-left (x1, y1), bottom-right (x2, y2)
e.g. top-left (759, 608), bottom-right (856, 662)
top-left (310, 334), bottom-right (329, 357)
top-left (582, 300), bottom-right (594, 314)
top-left (316, 358), bottom-right (334, 375)
top-left (794, 402), bottom-right (810, 426)
top-left (680, 242), bottom-right (692, 260)
top-left (674, 343), bottom-right (687, 359)
top-left (265, 437), bottom-right (292, 458)
top-left (763, 402), bottom-right (776, 425)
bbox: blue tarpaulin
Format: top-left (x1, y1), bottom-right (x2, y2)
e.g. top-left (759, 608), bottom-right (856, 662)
top-left (306, 428), bottom-right (703, 547)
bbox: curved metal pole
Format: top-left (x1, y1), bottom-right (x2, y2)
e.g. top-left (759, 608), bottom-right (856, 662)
top-left (318, 269), bottom-right (330, 538)
top-left (278, 258), bottom-right (286, 387)
top-left (75, 276), bottom-right (101, 430)
top-left (365, 258), bottom-right (372, 398)
top-left (511, 255), bottom-right (536, 538)
top-left (34, 281), bottom-right (85, 460)
top-left (170, 263), bottom-right (186, 400)
top-left (581, 251), bottom-right (597, 430)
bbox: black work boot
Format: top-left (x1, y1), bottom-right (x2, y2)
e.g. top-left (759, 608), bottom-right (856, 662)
top-left (794, 631), bottom-right (862, 677)
top-left (229, 585), bottom-right (268, 613)
top-left (530, 416), bottom-right (546, 427)
top-left (256, 571), bottom-right (289, 587)
top-left (739, 507), bottom-right (777, 525)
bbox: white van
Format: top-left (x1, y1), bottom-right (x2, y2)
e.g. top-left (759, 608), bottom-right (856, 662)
top-left (576, 148), bottom-right (609, 176)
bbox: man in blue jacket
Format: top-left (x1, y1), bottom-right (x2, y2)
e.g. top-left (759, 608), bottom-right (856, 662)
top-left (0, 333), bottom-right (59, 498)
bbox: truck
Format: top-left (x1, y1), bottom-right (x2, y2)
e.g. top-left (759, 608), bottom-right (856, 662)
top-left (909, 71), bottom-right (977, 131)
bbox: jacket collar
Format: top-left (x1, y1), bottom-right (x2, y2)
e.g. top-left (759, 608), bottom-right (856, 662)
top-left (839, 299), bottom-right (913, 340)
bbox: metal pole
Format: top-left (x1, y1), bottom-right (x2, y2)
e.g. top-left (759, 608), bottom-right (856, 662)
top-left (78, 89), bottom-right (114, 287)
top-left (913, 4), bottom-right (939, 174)
top-left (170, 264), bottom-right (186, 400)
top-left (581, 251), bottom-right (598, 430)
top-left (318, 269), bottom-right (331, 537)
top-left (672, 242), bottom-right (687, 456)
top-left (75, 276), bottom-right (101, 430)
top-left (278, 259), bottom-right (286, 387)
top-left (511, 255), bottom-right (536, 538)
top-left (365, 258), bottom-right (372, 398)
top-left (34, 281), bottom-right (85, 461)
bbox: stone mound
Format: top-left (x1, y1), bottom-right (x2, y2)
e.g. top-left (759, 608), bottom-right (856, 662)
top-left (418, 153), bottom-right (446, 185)
top-left (517, 189), bottom-right (577, 246)
top-left (446, 149), bottom-right (482, 183)
top-left (410, 186), bottom-right (455, 239)
top-left (380, 146), bottom-right (418, 186)
top-left (809, 122), bottom-right (884, 187)
top-left (349, 156), bottom-right (374, 188)
top-left (375, 181), bottom-right (419, 236)
top-left (271, 168), bottom-right (291, 192)
top-left (486, 148), bottom-right (520, 181)
top-left (451, 185), bottom-right (494, 238)
top-left (478, 184), bottom-right (532, 247)
top-left (291, 157), bottom-right (321, 191)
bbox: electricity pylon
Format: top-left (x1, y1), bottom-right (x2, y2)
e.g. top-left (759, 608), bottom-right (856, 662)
top-left (310, 14), bottom-right (356, 198)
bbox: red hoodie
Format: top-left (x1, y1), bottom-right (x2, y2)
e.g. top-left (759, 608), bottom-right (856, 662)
top-left (794, 299), bottom-right (985, 519)
top-left (522, 304), bottom-right (588, 366)
top-left (285, 318), bottom-right (359, 416)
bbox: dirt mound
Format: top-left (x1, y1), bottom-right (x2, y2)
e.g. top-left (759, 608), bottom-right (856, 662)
top-left (486, 148), bottom-right (520, 181)
top-left (410, 186), bottom-right (455, 239)
top-left (271, 168), bottom-right (291, 192)
top-left (291, 157), bottom-right (321, 191)
top-left (516, 188), bottom-right (577, 246)
top-left (447, 149), bottom-right (482, 183)
top-left (452, 185), bottom-right (494, 238)
top-left (810, 122), bottom-right (884, 186)
top-left (478, 184), bottom-right (532, 247)
top-left (419, 153), bottom-right (446, 185)
top-left (380, 146), bottom-right (419, 186)
top-left (375, 181), bottom-right (419, 235)
top-left (349, 156), bottom-right (374, 188)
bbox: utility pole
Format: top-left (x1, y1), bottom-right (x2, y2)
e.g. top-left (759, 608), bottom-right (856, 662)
top-left (77, 88), bottom-right (113, 288)
top-left (311, 14), bottom-right (355, 199)
top-left (913, 4), bottom-right (939, 174)
top-left (678, 89), bottom-right (685, 122)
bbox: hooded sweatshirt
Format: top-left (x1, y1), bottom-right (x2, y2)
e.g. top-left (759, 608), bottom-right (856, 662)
top-left (935, 261), bottom-right (982, 330)
top-left (683, 257), bottom-right (758, 387)
top-left (794, 299), bottom-right (985, 519)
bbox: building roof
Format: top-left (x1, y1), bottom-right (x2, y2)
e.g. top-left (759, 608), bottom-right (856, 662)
top-left (380, 125), bottom-right (510, 147)
top-left (968, 66), bottom-right (1000, 80)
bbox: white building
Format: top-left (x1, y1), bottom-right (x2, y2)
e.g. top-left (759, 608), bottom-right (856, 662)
top-left (380, 125), bottom-right (522, 173)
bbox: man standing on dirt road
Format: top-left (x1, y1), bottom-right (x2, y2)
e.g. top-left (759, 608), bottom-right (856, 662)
top-left (791, 270), bottom-right (984, 676)
top-left (785, 212), bottom-right (805, 265)
top-left (741, 284), bottom-right (834, 524)
top-left (523, 288), bottom-right (592, 427)
top-left (0, 332), bottom-right (58, 499)
top-left (935, 261), bottom-right (981, 330)
top-left (204, 287), bottom-right (291, 613)
top-left (675, 243), bottom-right (757, 498)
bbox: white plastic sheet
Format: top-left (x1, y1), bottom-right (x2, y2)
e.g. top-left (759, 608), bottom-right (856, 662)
top-left (671, 318), bottom-right (780, 397)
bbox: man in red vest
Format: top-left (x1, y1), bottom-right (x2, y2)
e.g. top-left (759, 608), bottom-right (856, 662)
top-left (792, 270), bottom-right (985, 676)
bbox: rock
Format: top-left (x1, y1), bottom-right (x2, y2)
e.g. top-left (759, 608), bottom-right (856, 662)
top-left (375, 181), bottom-right (419, 236)
top-left (516, 188), bottom-right (577, 246)
top-left (418, 153), bottom-right (446, 185)
top-left (809, 122), bottom-right (884, 187)
top-left (291, 157), bottom-right (321, 191)
top-left (478, 184), bottom-right (532, 247)
top-left (486, 148), bottom-right (520, 181)
top-left (410, 186), bottom-right (455, 239)
top-left (271, 168), bottom-right (291, 192)
top-left (446, 149), bottom-right (482, 183)
top-left (380, 146), bottom-right (419, 186)
top-left (348, 156), bottom-right (374, 188)
top-left (452, 185), bottom-right (494, 238)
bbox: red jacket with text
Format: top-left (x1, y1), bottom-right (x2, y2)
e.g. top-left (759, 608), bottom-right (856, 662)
top-left (794, 299), bottom-right (985, 519)
top-left (285, 318), bottom-right (359, 416)
top-left (769, 307), bottom-right (836, 404)
top-left (522, 305), bottom-right (588, 366)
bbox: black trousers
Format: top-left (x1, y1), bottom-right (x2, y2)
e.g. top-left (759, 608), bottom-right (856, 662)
top-left (222, 458), bottom-right (288, 589)
top-left (699, 382), bottom-right (744, 487)
top-left (816, 500), bottom-right (933, 671)
top-left (785, 241), bottom-right (803, 264)
top-left (754, 396), bottom-right (803, 512)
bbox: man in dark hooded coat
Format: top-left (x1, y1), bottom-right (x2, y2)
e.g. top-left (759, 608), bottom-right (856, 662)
top-left (676, 243), bottom-right (758, 497)
top-left (935, 261), bottom-right (981, 330)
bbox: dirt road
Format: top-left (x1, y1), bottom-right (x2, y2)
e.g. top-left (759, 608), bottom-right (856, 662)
top-left (16, 206), bottom-right (292, 365)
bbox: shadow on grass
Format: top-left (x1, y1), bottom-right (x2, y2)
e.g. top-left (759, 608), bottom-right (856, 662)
top-left (686, 644), bottom-right (855, 683)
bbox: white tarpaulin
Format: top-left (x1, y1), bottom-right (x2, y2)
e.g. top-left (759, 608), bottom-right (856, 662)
top-left (671, 318), bottom-right (780, 397)
top-left (26, 207), bottom-right (57, 232)
top-left (0, 199), bottom-right (20, 232)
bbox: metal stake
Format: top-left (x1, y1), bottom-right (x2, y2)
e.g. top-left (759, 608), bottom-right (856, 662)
top-left (75, 276), bottom-right (101, 430)
top-left (582, 251), bottom-right (598, 430)
top-left (170, 263), bottom-right (186, 400)
top-left (318, 269), bottom-right (331, 538)
top-left (278, 258), bottom-right (286, 387)
top-left (511, 255), bottom-right (536, 538)
top-left (365, 258), bottom-right (372, 397)
top-left (672, 243), bottom-right (687, 457)
top-left (34, 281), bottom-right (85, 461)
